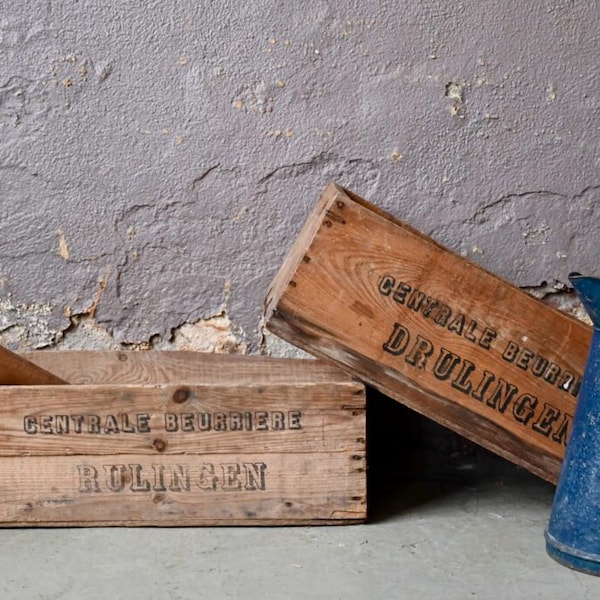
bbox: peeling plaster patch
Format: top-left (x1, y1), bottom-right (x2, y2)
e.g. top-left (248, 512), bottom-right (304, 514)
top-left (232, 81), bottom-right (277, 114)
top-left (445, 82), bottom-right (463, 102)
top-left (0, 299), bottom-right (58, 350)
top-left (96, 62), bottom-right (113, 81)
top-left (0, 301), bottom-right (249, 353)
top-left (154, 313), bottom-right (246, 353)
top-left (259, 329), bottom-right (313, 359)
top-left (522, 222), bottom-right (551, 246)
top-left (445, 81), bottom-right (465, 117)
top-left (523, 284), bottom-right (592, 326)
top-left (55, 315), bottom-right (120, 350)
top-left (0, 75), bottom-right (48, 126)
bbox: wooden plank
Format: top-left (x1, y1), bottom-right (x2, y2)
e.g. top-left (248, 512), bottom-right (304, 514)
top-left (0, 382), bottom-right (365, 455)
top-left (24, 350), bottom-right (350, 385)
top-left (0, 346), bottom-right (66, 385)
top-left (264, 183), bottom-right (593, 484)
top-left (0, 452), bottom-right (365, 526)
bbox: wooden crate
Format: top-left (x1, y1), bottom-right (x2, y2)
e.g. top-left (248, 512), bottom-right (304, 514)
top-left (264, 183), bottom-right (592, 484)
top-left (0, 351), bottom-right (366, 526)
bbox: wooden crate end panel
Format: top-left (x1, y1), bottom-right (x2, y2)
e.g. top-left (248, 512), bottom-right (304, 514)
top-left (264, 183), bottom-right (342, 317)
top-left (263, 185), bottom-right (595, 483)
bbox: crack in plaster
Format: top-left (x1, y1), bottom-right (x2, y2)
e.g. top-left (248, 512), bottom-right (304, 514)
top-left (257, 153), bottom-right (379, 187)
top-left (465, 189), bottom-right (568, 226)
top-left (428, 183), bottom-right (600, 288)
top-left (464, 183), bottom-right (599, 228)
top-left (191, 164), bottom-right (222, 188)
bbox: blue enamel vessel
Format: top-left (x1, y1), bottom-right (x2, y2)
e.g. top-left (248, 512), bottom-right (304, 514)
top-left (546, 274), bottom-right (600, 575)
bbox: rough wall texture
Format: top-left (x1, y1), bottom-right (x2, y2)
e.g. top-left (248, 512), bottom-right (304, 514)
top-left (1, 1), bottom-right (599, 353)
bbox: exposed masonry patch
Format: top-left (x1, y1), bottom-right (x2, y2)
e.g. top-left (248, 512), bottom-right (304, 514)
top-left (259, 327), bottom-right (313, 359)
top-left (56, 315), bottom-right (120, 351)
top-left (152, 313), bottom-right (247, 354)
top-left (0, 299), bottom-right (57, 350)
top-left (0, 305), bottom-right (247, 354)
top-left (62, 311), bottom-right (247, 353)
top-left (0, 286), bottom-right (590, 356)
top-left (445, 81), bottom-right (465, 117)
top-left (522, 284), bottom-right (593, 326)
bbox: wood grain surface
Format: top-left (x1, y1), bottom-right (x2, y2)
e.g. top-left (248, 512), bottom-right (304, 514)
top-left (25, 350), bottom-right (351, 385)
top-left (0, 352), bottom-right (365, 526)
top-left (0, 452), bottom-right (365, 526)
top-left (265, 183), bottom-right (593, 484)
top-left (0, 382), bottom-right (364, 455)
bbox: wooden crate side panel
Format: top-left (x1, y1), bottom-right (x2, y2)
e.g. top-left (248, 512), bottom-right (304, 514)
top-left (267, 312), bottom-right (562, 482)
top-left (24, 351), bottom-right (353, 385)
top-left (0, 383), bottom-right (365, 456)
top-left (0, 452), bottom-right (366, 526)
top-left (265, 185), bottom-right (593, 483)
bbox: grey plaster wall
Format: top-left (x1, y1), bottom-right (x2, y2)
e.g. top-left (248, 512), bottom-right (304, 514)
top-left (1, 1), bottom-right (599, 352)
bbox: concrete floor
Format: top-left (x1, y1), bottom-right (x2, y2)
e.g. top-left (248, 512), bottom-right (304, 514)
top-left (2, 454), bottom-right (600, 599)
top-left (2, 396), bottom-right (600, 599)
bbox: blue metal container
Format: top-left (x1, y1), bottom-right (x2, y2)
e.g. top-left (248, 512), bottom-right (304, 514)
top-left (546, 273), bottom-right (600, 574)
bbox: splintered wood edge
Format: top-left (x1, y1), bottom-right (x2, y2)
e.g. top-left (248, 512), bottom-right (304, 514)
top-left (264, 182), bottom-right (344, 321)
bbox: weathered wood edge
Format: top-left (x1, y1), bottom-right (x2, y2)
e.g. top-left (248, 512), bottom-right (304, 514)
top-left (264, 182), bottom-right (342, 320)
top-left (0, 517), bottom-right (366, 527)
top-left (0, 381), bottom-right (365, 393)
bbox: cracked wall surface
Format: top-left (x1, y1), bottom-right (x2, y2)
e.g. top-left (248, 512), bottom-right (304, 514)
top-left (1, 1), bottom-right (599, 353)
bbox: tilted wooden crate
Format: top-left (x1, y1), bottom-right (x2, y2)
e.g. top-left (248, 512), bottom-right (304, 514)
top-left (264, 183), bottom-right (592, 484)
top-left (0, 351), bottom-right (366, 526)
